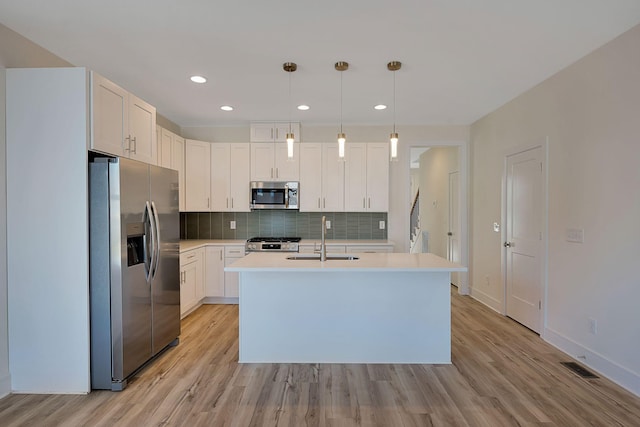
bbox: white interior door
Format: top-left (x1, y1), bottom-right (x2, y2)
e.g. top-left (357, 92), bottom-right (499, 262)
top-left (505, 146), bottom-right (544, 332)
top-left (448, 171), bottom-right (460, 286)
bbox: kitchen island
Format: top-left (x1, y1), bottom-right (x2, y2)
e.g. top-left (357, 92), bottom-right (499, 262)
top-left (225, 252), bottom-right (466, 364)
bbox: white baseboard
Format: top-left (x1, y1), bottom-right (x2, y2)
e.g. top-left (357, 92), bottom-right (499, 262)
top-left (544, 327), bottom-right (640, 397)
top-left (202, 297), bottom-right (239, 305)
top-left (469, 286), bottom-right (503, 313)
top-left (0, 372), bottom-right (10, 399)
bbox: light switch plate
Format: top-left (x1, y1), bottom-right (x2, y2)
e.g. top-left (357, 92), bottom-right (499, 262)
top-left (566, 228), bottom-right (584, 243)
top-left (326, 220), bottom-right (331, 229)
top-left (379, 221), bottom-right (386, 230)
top-left (493, 222), bottom-right (500, 232)
top-left (230, 220), bottom-right (236, 230)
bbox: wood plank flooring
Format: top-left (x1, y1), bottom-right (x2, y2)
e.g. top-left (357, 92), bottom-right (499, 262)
top-left (1, 288), bottom-right (639, 426)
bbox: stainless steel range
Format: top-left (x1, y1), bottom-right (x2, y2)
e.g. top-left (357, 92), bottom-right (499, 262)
top-left (245, 237), bottom-right (301, 253)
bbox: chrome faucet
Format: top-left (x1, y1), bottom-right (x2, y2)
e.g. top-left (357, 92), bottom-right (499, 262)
top-left (320, 215), bottom-right (327, 261)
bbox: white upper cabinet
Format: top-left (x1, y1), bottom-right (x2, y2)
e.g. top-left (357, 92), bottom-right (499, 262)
top-left (91, 72), bottom-right (156, 164)
top-left (250, 122), bottom-right (300, 143)
top-left (185, 139), bottom-right (211, 211)
top-left (250, 142), bottom-right (299, 181)
top-left (299, 143), bottom-right (344, 212)
top-left (344, 142), bottom-right (389, 212)
top-left (211, 143), bottom-right (250, 212)
top-left (158, 126), bottom-right (186, 211)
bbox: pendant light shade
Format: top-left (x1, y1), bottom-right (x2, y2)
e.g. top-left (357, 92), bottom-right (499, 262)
top-left (388, 61), bottom-right (401, 161)
top-left (283, 62), bottom-right (297, 159)
top-left (336, 61), bottom-right (349, 160)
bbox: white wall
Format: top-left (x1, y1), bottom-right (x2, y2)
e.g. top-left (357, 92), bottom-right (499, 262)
top-left (182, 125), bottom-right (470, 253)
top-left (0, 68), bottom-right (9, 398)
top-left (419, 147), bottom-right (458, 258)
top-left (0, 22), bottom-right (75, 397)
top-left (470, 24), bottom-right (640, 396)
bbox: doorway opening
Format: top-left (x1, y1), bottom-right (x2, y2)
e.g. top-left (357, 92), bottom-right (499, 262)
top-left (407, 142), bottom-right (468, 294)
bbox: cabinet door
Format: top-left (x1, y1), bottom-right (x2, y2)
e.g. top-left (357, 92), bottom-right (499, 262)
top-left (180, 261), bottom-right (197, 317)
top-left (210, 143), bottom-right (231, 211)
top-left (91, 72), bottom-right (127, 156)
top-left (128, 94), bottom-right (156, 164)
top-left (250, 123), bottom-right (275, 142)
top-left (172, 136), bottom-right (186, 211)
top-left (344, 143), bottom-right (368, 211)
top-left (322, 143), bottom-right (345, 211)
top-left (299, 143), bottom-right (322, 211)
top-left (158, 127), bottom-right (173, 168)
top-left (274, 122), bottom-right (300, 142)
top-left (205, 247), bottom-right (224, 297)
top-left (229, 143), bottom-right (250, 211)
top-left (250, 143), bottom-right (276, 180)
top-left (274, 142), bottom-right (299, 181)
top-left (366, 143), bottom-right (389, 211)
top-left (185, 139), bottom-right (211, 211)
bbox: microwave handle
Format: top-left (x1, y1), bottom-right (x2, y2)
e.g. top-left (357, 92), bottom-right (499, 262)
top-left (284, 184), bottom-right (289, 208)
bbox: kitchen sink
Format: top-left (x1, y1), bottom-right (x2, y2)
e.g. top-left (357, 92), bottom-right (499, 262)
top-left (286, 254), bottom-right (360, 261)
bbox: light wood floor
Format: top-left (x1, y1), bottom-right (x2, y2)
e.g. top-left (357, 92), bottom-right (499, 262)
top-left (2, 288), bottom-right (639, 426)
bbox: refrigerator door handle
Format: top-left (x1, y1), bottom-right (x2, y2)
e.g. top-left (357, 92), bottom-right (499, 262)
top-left (145, 201), bottom-right (157, 283)
top-left (150, 201), bottom-right (161, 280)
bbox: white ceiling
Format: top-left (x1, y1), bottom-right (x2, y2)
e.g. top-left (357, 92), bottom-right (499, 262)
top-left (2, 1), bottom-right (640, 128)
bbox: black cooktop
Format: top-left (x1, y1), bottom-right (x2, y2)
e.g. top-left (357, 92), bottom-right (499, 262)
top-left (247, 237), bottom-right (301, 243)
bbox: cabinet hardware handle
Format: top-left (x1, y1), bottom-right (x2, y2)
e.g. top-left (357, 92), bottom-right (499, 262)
top-left (131, 136), bottom-right (137, 154)
top-left (124, 135), bottom-right (131, 152)
top-left (231, 198), bottom-right (234, 208)
top-left (368, 198), bottom-right (371, 209)
top-left (276, 168), bottom-right (279, 178)
top-left (363, 198), bottom-right (366, 209)
top-left (207, 197), bottom-right (210, 208)
top-left (318, 198), bottom-right (321, 209)
top-left (275, 128), bottom-right (278, 139)
top-left (271, 168), bottom-right (274, 179)
top-left (323, 198), bottom-right (326, 208)
top-left (226, 198), bottom-right (229, 208)
top-left (220, 251), bottom-right (222, 261)
top-left (271, 128), bottom-right (274, 139)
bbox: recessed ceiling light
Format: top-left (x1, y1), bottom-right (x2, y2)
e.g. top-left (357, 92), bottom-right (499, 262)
top-left (220, 105), bottom-right (233, 111)
top-left (374, 104), bottom-right (387, 110)
top-left (190, 75), bottom-right (207, 83)
top-left (297, 105), bottom-right (310, 111)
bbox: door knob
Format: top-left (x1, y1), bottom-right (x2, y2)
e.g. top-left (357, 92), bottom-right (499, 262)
top-left (504, 241), bottom-right (513, 248)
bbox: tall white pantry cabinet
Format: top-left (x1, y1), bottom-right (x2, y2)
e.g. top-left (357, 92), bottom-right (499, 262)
top-left (5, 67), bottom-right (156, 394)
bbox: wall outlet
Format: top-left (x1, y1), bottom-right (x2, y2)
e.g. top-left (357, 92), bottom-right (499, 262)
top-left (230, 220), bottom-right (236, 230)
top-left (493, 222), bottom-right (500, 232)
top-left (588, 318), bottom-right (597, 335)
top-left (326, 220), bottom-right (331, 229)
top-left (379, 220), bottom-right (386, 230)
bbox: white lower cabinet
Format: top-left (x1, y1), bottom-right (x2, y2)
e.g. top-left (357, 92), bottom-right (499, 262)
top-left (224, 246), bottom-right (245, 298)
top-left (346, 245), bottom-right (393, 253)
top-left (204, 246), bottom-right (224, 297)
top-left (298, 244), bottom-right (346, 254)
top-left (180, 248), bottom-right (204, 317)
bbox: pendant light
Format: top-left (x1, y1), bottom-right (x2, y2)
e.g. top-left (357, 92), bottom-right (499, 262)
top-left (388, 61), bottom-right (401, 161)
top-left (335, 61), bottom-right (349, 160)
top-left (283, 62), bottom-right (297, 159)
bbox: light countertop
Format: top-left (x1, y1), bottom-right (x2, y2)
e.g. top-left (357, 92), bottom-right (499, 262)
top-left (180, 239), bottom-right (394, 252)
top-left (225, 252), bottom-right (466, 273)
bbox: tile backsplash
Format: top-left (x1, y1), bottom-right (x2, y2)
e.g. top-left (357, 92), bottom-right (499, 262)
top-left (181, 211), bottom-right (388, 240)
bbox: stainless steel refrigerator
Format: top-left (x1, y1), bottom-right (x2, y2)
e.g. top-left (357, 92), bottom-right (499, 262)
top-left (89, 156), bottom-right (180, 391)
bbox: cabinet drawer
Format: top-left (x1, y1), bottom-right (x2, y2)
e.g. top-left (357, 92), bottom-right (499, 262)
top-left (224, 246), bottom-right (246, 257)
top-left (180, 248), bottom-right (203, 266)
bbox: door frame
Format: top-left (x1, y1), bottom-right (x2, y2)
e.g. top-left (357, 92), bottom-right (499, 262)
top-left (501, 137), bottom-right (549, 337)
top-left (407, 140), bottom-right (469, 295)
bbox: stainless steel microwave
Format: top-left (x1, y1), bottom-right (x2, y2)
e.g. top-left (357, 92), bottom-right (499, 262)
top-left (250, 181), bottom-right (299, 210)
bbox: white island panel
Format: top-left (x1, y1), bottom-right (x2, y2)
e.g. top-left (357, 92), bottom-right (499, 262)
top-left (239, 270), bottom-right (451, 364)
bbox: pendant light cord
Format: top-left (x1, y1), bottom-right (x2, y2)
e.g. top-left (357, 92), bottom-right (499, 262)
top-left (393, 69), bottom-right (396, 134)
top-left (340, 70), bottom-right (343, 134)
top-left (288, 70), bottom-right (292, 133)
